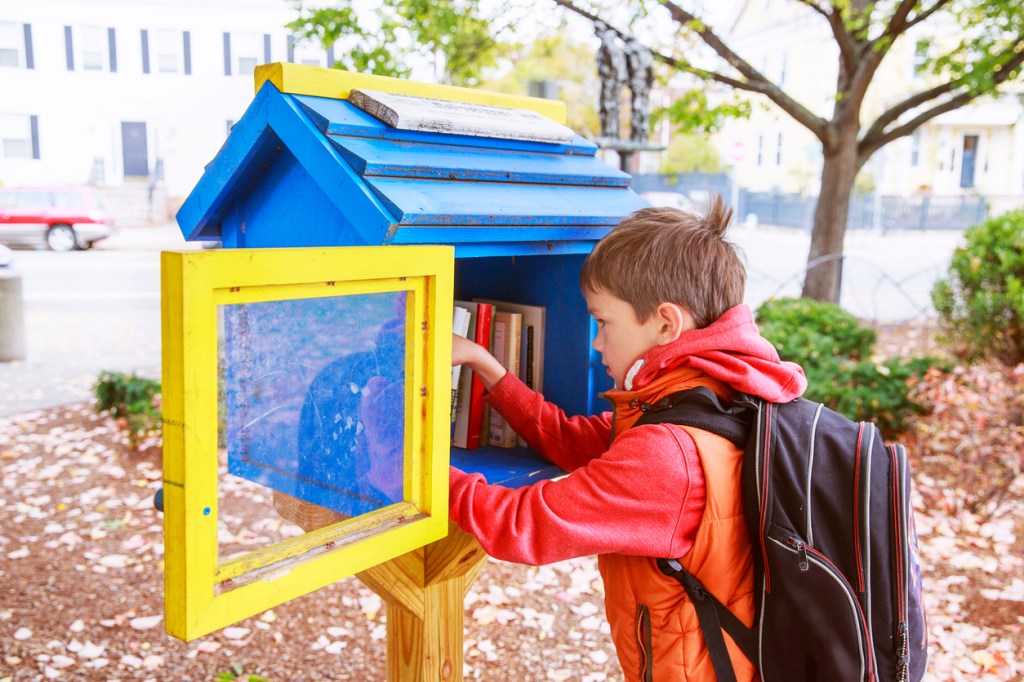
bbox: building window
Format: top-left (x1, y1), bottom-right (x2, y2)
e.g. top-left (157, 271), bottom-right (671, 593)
top-left (779, 52), bottom-right (787, 88)
top-left (80, 26), bottom-right (106, 70)
top-left (233, 32), bottom-right (262, 76)
top-left (775, 133), bottom-right (783, 166)
top-left (910, 130), bottom-right (921, 167)
top-left (68, 26), bottom-right (116, 72)
top-left (155, 29), bottom-right (182, 73)
top-left (0, 113), bottom-right (39, 159)
top-left (756, 134), bottom-right (764, 166)
top-left (0, 21), bottom-right (31, 68)
top-left (290, 37), bottom-right (324, 67)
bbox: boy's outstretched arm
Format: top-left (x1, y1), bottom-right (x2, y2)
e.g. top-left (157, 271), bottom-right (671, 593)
top-left (451, 333), bottom-right (506, 390)
top-left (451, 334), bottom-right (613, 469)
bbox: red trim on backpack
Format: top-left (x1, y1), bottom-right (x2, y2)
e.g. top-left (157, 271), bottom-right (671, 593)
top-left (853, 423), bottom-right (866, 593)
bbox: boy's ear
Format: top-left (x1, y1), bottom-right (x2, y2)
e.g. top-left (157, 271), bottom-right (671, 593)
top-left (655, 302), bottom-right (697, 344)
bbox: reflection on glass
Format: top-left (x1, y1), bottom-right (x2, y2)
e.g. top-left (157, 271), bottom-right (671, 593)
top-left (218, 291), bottom-right (407, 538)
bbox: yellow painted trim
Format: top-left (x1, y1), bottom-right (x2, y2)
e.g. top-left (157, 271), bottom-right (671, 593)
top-left (161, 246), bottom-right (454, 641)
top-left (255, 62), bottom-right (567, 125)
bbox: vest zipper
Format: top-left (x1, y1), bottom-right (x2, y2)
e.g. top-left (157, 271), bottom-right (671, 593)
top-left (635, 603), bottom-right (653, 682)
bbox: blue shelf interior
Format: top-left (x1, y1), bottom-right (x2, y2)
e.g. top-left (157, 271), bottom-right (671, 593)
top-left (451, 446), bottom-right (565, 488)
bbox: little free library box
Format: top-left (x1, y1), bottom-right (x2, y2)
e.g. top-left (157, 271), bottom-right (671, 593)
top-left (164, 62), bottom-right (648, 677)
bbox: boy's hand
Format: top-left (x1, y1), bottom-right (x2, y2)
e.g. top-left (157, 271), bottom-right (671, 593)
top-left (452, 334), bottom-right (507, 391)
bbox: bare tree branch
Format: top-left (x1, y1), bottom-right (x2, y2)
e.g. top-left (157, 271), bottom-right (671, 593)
top-left (793, 0), bottom-right (829, 20)
top-left (551, 0), bottom-right (831, 138)
top-left (878, 0), bottom-right (922, 41)
top-left (902, 0), bottom-right (955, 33)
top-left (861, 80), bottom-right (961, 142)
top-left (859, 44), bottom-right (1024, 161)
top-left (795, 0), bottom-right (858, 71)
top-left (857, 91), bottom-right (974, 166)
top-left (656, 0), bottom-right (830, 137)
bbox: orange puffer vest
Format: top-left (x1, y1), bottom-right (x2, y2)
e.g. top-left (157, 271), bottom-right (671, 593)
top-left (600, 375), bottom-right (758, 682)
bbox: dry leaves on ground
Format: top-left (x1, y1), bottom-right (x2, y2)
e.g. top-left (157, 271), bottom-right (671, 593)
top-left (1, 352), bottom-right (1022, 681)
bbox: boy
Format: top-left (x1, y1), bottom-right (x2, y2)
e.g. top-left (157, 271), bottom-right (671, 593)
top-left (449, 197), bottom-right (806, 681)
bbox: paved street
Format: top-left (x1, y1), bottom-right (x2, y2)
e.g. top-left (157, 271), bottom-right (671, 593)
top-left (0, 225), bottom-right (201, 417)
top-left (0, 222), bottom-right (965, 417)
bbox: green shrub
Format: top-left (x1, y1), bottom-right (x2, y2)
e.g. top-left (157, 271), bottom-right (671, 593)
top-left (932, 209), bottom-right (1024, 365)
top-left (754, 297), bottom-right (877, 362)
top-left (93, 371), bottom-right (162, 450)
top-left (755, 298), bottom-right (943, 433)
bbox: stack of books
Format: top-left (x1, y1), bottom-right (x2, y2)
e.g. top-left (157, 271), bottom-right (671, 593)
top-left (451, 298), bottom-right (545, 449)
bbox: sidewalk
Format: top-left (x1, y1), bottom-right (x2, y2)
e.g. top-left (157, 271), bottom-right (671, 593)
top-left (1, 223), bottom-right (965, 417)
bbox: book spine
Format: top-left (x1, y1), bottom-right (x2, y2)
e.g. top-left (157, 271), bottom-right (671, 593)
top-left (487, 316), bottom-right (508, 447)
top-left (465, 302), bottom-right (492, 450)
top-left (451, 306), bottom-right (471, 425)
top-left (502, 314), bottom-right (521, 447)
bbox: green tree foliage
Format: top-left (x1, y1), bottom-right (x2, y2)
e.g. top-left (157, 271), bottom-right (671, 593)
top-left (932, 209), bottom-right (1024, 365)
top-left (657, 132), bottom-right (726, 174)
top-left (653, 89), bottom-right (750, 136)
top-left (287, 0), bottom-right (505, 86)
top-left (553, 0), bottom-right (1024, 303)
top-left (755, 298), bottom-right (945, 433)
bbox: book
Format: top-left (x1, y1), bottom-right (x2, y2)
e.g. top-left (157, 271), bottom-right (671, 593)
top-left (486, 311), bottom-right (522, 448)
top-left (451, 300), bottom-right (493, 449)
top-left (474, 299), bottom-right (545, 394)
top-left (451, 305), bottom-right (472, 427)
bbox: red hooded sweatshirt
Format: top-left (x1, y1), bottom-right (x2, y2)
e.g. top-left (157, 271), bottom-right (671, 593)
top-left (448, 304), bottom-right (806, 566)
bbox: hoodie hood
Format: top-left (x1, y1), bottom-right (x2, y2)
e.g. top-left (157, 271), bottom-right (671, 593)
top-left (627, 304), bottom-right (806, 403)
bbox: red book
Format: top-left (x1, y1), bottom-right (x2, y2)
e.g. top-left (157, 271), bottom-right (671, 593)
top-left (465, 301), bottom-right (493, 449)
top-left (452, 300), bottom-right (493, 449)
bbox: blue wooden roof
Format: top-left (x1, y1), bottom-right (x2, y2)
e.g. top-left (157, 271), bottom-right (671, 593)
top-left (177, 82), bottom-right (648, 255)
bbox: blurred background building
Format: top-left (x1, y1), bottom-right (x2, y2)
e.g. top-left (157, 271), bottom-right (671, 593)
top-left (1, 0), bottom-right (327, 224)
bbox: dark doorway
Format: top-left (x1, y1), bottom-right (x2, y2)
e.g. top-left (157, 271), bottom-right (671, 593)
top-left (121, 122), bottom-right (149, 177)
top-left (959, 135), bottom-right (978, 189)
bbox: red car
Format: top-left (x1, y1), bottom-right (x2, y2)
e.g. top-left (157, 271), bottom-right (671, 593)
top-left (0, 186), bottom-right (117, 252)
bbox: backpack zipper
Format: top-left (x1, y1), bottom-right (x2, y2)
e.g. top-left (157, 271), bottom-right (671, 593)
top-left (804, 403), bottom-right (824, 546)
top-left (861, 424), bottom-right (875, 647)
top-left (890, 444), bottom-right (911, 682)
top-left (635, 603), bottom-right (653, 682)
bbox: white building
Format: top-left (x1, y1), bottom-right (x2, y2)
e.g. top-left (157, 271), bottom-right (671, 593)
top-left (1, 0), bottom-right (333, 219)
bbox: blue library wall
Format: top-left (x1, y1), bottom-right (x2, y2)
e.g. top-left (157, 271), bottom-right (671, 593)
top-left (456, 253), bottom-right (613, 418)
top-left (219, 144), bottom-right (365, 248)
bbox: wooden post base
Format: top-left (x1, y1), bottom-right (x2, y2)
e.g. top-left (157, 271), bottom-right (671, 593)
top-left (358, 523), bottom-right (486, 682)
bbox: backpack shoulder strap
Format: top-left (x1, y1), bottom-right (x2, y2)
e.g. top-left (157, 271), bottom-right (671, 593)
top-left (632, 385), bottom-right (754, 448)
top-left (633, 387), bottom-right (762, 679)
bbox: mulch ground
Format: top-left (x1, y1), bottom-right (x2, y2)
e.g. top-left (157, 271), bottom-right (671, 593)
top-left (1, 321), bottom-right (1022, 681)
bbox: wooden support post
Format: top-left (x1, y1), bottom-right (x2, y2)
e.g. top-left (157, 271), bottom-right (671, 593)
top-left (358, 523), bottom-right (487, 682)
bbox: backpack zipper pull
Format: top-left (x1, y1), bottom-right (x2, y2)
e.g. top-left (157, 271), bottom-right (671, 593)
top-left (896, 621), bottom-right (909, 681)
top-left (788, 536), bottom-right (810, 572)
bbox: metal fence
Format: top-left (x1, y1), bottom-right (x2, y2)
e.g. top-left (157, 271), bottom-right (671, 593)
top-left (632, 173), bottom-right (988, 231)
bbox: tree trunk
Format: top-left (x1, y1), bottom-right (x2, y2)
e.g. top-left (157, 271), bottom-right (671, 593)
top-left (801, 131), bottom-right (859, 303)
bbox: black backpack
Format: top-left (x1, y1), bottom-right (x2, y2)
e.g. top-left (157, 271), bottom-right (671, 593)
top-left (632, 387), bottom-right (927, 682)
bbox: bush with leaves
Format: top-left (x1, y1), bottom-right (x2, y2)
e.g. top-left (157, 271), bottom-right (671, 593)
top-left (755, 298), bottom-right (945, 433)
top-left (93, 371), bottom-right (162, 450)
top-left (932, 209), bottom-right (1024, 365)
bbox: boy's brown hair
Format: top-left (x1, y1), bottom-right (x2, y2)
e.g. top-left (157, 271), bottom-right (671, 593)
top-left (580, 195), bottom-right (745, 328)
